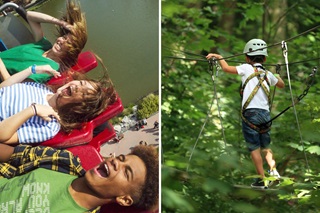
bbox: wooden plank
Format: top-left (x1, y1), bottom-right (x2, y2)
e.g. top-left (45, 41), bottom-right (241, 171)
top-left (233, 184), bottom-right (279, 191)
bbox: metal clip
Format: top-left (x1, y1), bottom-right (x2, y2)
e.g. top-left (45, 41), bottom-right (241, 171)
top-left (208, 57), bottom-right (214, 71)
top-left (212, 57), bottom-right (221, 75)
top-left (208, 57), bottom-right (221, 79)
top-left (311, 66), bottom-right (318, 76)
top-left (281, 41), bottom-right (288, 58)
top-left (281, 41), bottom-right (290, 69)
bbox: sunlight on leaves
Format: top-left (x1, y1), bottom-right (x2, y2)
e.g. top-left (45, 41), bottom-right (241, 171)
top-left (306, 146), bottom-right (320, 155)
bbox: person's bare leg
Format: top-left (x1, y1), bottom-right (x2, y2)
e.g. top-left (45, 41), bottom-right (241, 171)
top-left (251, 148), bottom-right (265, 178)
top-left (262, 148), bottom-right (275, 171)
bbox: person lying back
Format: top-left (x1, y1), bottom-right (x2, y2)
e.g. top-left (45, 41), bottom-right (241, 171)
top-left (0, 0), bottom-right (87, 83)
top-left (0, 144), bottom-right (159, 212)
top-left (0, 59), bottom-right (116, 144)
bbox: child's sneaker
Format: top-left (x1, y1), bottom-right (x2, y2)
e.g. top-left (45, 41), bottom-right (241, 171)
top-left (251, 178), bottom-right (269, 189)
top-left (269, 168), bottom-right (281, 179)
top-left (268, 169), bottom-right (281, 187)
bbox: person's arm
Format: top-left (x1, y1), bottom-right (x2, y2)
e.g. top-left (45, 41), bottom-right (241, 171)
top-left (0, 59), bottom-right (61, 88)
top-left (0, 144), bottom-right (15, 162)
top-left (0, 58), bottom-right (10, 81)
top-left (274, 74), bottom-right (285, 88)
top-left (26, 11), bottom-right (72, 42)
top-left (0, 103), bottom-right (60, 144)
top-left (206, 53), bottom-right (238, 74)
top-left (0, 105), bottom-right (35, 144)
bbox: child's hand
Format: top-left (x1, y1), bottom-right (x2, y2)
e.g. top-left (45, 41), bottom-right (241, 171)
top-left (32, 104), bottom-right (60, 122)
top-left (60, 20), bottom-right (74, 31)
top-left (32, 65), bottom-right (61, 78)
top-left (206, 53), bottom-right (222, 60)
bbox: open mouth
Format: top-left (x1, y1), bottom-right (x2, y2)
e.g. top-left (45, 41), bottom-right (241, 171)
top-left (95, 162), bottom-right (110, 178)
top-left (56, 43), bottom-right (61, 51)
top-left (53, 42), bottom-right (61, 52)
top-left (61, 87), bottom-right (72, 96)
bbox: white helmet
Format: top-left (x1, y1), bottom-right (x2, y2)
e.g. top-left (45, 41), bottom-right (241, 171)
top-left (243, 39), bottom-right (268, 56)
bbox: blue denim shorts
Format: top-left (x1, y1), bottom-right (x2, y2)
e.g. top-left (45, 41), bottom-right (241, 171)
top-left (242, 108), bottom-right (271, 152)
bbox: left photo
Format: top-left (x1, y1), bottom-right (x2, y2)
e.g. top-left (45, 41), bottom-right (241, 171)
top-left (0, 0), bottom-right (159, 212)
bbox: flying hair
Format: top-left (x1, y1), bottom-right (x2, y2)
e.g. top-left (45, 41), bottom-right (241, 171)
top-left (56, 0), bottom-right (87, 72)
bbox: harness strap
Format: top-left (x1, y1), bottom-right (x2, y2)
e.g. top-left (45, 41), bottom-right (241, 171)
top-left (240, 112), bottom-right (271, 133)
top-left (242, 71), bottom-right (270, 109)
top-left (240, 66), bottom-right (271, 133)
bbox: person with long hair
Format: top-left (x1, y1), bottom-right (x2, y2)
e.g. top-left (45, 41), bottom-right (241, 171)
top-left (0, 0), bottom-right (87, 83)
top-left (0, 58), bottom-right (116, 144)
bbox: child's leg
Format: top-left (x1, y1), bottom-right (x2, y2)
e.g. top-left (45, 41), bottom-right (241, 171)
top-left (251, 148), bottom-right (265, 178)
top-left (262, 148), bottom-right (276, 171)
top-left (262, 148), bottom-right (281, 178)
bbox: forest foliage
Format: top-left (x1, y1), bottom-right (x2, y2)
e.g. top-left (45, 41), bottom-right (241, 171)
top-left (161, 0), bottom-right (320, 212)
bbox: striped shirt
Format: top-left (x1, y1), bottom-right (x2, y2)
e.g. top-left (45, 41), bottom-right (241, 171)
top-left (0, 82), bottom-right (60, 143)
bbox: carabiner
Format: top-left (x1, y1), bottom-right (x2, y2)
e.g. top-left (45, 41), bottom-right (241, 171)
top-left (281, 41), bottom-right (288, 58)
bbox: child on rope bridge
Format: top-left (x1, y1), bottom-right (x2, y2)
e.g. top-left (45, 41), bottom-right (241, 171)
top-left (206, 39), bottom-right (285, 189)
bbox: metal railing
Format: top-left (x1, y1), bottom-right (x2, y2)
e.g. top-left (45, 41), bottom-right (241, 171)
top-left (0, 2), bottom-right (19, 15)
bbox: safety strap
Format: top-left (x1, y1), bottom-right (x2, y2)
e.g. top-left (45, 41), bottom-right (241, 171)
top-left (282, 41), bottom-right (310, 172)
top-left (240, 66), bottom-right (271, 133)
top-left (242, 70), bottom-right (271, 109)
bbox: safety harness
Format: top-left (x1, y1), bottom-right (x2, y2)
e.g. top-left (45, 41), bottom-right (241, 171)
top-left (240, 65), bottom-right (272, 133)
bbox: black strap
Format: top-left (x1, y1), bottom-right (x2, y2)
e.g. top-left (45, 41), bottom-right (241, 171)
top-left (15, 6), bottom-right (28, 22)
top-left (261, 66), bottom-right (317, 127)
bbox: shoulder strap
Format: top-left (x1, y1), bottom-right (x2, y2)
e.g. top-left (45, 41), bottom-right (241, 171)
top-left (240, 67), bottom-right (260, 98)
top-left (240, 66), bottom-right (273, 133)
top-left (241, 66), bottom-right (271, 110)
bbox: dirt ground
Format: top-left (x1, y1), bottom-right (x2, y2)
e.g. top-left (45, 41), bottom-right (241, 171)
top-left (100, 112), bottom-right (159, 157)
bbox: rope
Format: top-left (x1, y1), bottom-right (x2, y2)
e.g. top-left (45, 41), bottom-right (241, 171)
top-left (282, 41), bottom-right (310, 172)
top-left (210, 59), bottom-right (227, 148)
top-left (221, 25), bottom-right (320, 61)
top-left (186, 90), bottom-right (215, 172)
top-left (163, 23), bottom-right (320, 62)
top-left (186, 58), bottom-right (227, 172)
top-left (164, 56), bottom-right (207, 62)
top-left (164, 54), bottom-right (320, 71)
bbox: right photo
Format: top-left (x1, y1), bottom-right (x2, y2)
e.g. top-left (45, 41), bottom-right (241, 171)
top-left (161, 1), bottom-right (320, 212)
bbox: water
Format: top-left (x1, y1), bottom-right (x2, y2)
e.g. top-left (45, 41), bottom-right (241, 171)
top-left (36, 0), bottom-right (159, 106)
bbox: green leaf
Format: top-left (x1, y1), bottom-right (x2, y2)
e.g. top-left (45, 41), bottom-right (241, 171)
top-left (306, 145), bottom-right (320, 155)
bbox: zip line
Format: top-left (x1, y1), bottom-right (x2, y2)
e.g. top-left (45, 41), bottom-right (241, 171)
top-left (163, 24), bottom-right (320, 63)
top-left (164, 55), bottom-right (320, 70)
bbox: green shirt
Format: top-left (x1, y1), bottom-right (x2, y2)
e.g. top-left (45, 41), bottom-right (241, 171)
top-left (0, 168), bottom-right (87, 212)
top-left (0, 37), bottom-right (59, 83)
